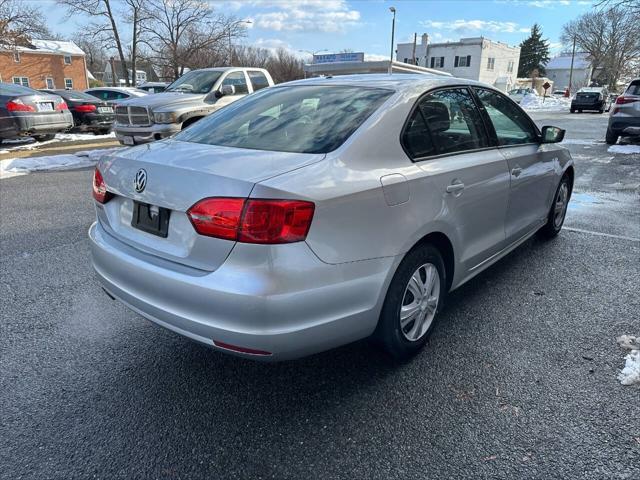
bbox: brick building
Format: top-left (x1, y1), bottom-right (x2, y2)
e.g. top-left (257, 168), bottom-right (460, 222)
top-left (0, 40), bottom-right (88, 90)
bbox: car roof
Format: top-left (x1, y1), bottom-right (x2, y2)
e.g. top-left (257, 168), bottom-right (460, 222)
top-left (280, 73), bottom-right (491, 94)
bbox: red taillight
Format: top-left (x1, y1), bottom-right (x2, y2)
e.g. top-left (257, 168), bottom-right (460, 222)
top-left (213, 340), bottom-right (272, 356)
top-left (6, 100), bottom-right (35, 112)
top-left (187, 197), bottom-right (315, 244)
top-left (72, 104), bottom-right (96, 112)
top-left (55, 101), bottom-right (68, 110)
top-left (615, 96), bottom-right (640, 104)
top-left (92, 167), bottom-right (113, 204)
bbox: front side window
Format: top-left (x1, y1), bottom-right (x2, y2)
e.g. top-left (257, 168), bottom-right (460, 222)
top-left (165, 70), bottom-right (222, 94)
top-left (64, 78), bottom-right (73, 89)
top-left (474, 88), bottom-right (539, 146)
top-left (222, 71), bottom-right (249, 95)
top-left (402, 88), bottom-right (489, 159)
top-left (248, 71), bottom-right (270, 91)
top-left (177, 85), bottom-right (393, 154)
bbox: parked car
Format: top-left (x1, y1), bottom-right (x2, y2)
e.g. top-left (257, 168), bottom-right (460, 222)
top-left (40, 89), bottom-right (114, 135)
top-left (90, 74), bottom-right (573, 361)
top-left (570, 87), bottom-right (610, 113)
top-left (552, 89), bottom-right (566, 97)
top-left (606, 78), bottom-right (640, 144)
top-left (84, 87), bottom-right (148, 105)
top-left (112, 67), bottom-right (274, 145)
top-left (507, 87), bottom-right (536, 104)
top-left (0, 82), bottom-right (73, 142)
top-left (136, 82), bottom-right (170, 93)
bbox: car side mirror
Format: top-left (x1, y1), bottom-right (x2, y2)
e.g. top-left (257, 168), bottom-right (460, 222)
top-left (215, 84), bottom-right (235, 98)
top-left (541, 125), bottom-right (565, 144)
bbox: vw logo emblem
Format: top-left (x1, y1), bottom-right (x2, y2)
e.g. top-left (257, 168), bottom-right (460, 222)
top-left (134, 168), bottom-right (147, 193)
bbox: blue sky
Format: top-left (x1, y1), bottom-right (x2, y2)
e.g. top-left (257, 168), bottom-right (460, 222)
top-left (30, 0), bottom-right (597, 60)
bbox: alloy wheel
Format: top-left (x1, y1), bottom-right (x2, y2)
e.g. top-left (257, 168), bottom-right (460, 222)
top-left (400, 263), bottom-right (440, 341)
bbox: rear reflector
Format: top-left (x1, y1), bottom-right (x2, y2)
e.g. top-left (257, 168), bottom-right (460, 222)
top-left (187, 197), bottom-right (315, 244)
top-left (213, 340), bottom-right (272, 356)
top-left (92, 167), bottom-right (113, 204)
top-left (6, 100), bottom-right (35, 112)
top-left (72, 104), bottom-right (95, 112)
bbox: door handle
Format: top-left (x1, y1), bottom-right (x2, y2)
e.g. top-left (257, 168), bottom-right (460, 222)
top-left (511, 167), bottom-right (523, 177)
top-left (446, 182), bottom-right (465, 193)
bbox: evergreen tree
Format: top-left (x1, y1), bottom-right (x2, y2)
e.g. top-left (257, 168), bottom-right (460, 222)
top-left (517, 24), bottom-right (551, 77)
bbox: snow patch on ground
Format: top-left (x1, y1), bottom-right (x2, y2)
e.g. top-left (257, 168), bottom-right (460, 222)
top-left (561, 139), bottom-right (598, 145)
top-left (520, 94), bottom-right (571, 112)
top-left (0, 147), bottom-right (125, 179)
top-left (608, 144), bottom-right (640, 155)
top-left (617, 335), bottom-right (640, 386)
top-left (0, 131), bottom-right (115, 153)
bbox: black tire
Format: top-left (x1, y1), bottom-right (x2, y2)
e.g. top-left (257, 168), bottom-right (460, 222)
top-left (538, 175), bottom-right (571, 239)
top-left (570, 108), bottom-right (575, 113)
top-left (578, 109), bottom-right (582, 113)
top-left (375, 244), bottom-right (446, 360)
top-left (96, 128), bottom-right (111, 135)
top-left (34, 134), bottom-right (55, 142)
top-left (605, 128), bottom-right (619, 145)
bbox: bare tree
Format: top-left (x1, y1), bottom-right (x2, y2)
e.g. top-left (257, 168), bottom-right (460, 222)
top-left (139, 0), bottom-right (247, 81)
top-left (595, 0), bottom-right (640, 15)
top-left (562, 6), bottom-right (640, 88)
top-left (57, 0), bottom-right (132, 86)
top-left (0, 0), bottom-right (52, 48)
top-left (266, 48), bottom-right (305, 84)
top-left (72, 33), bottom-right (109, 77)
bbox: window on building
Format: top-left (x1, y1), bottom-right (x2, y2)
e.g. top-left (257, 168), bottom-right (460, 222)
top-left (46, 78), bottom-right (55, 89)
top-left (64, 55), bottom-right (72, 65)
top-left (221, 71), bottom-right (248, 95)
top-left (13, 52), bottom-right (20, 62)
top-left (507, 60), bottom-right (514, 73)
top-left (487, 57), bottom-right (495, 71)
top-left (13, 77), bottom-right (30, 87)
top-left (455, 55), bottom-right (471, 67)
top-left (64, 78), bottom-right (73, 89)
top-left (430, 56), bottom-right (445, 68)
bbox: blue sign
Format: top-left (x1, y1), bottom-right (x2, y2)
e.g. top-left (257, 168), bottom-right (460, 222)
top-left (312, 52), bottom-right (365, 64)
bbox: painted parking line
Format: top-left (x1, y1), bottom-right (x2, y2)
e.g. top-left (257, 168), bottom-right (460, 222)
top-left (564, 226), bottom-right (640, 243)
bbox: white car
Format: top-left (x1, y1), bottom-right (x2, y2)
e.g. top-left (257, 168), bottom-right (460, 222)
top-left (508, 88), bottom-right (536, 104)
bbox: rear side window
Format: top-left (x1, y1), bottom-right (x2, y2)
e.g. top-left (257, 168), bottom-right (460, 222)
top-left (248, 71), bottom-right (270, 91)
top-left (176, 85), bottom-right (393, 154)
top-left (402, 87), bottom-right (489, 159)
top-left (627, 81), bottom-right (640, 96)
top-left (222, 72), bottom-right (249, 95)
top-left (474, 88), bottom-right (538, 146)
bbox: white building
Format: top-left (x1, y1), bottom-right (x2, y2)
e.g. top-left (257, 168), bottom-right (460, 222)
top-left (396, 34), bottom-right (520, 91)
top-left (544, 53), bottom-right (592, 91)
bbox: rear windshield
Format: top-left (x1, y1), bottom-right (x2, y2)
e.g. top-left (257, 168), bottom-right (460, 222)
top-left (176, 85), bottom-right (393, 154)
top-left (53, 90), bottom-right (100, 101)
top-left (627, 81), bottom-right (640, 96)
top-left (577, 92), bottom-right (599, 99)
top-left (0, 83), bottom-right (36, 96)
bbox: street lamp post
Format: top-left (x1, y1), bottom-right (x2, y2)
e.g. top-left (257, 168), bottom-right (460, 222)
top-left (299, 49), bottom-right (328, 78)
top-left (389, 7), bottom-right (396, 75)
top-left (229, 20), bottom-right (253, 65)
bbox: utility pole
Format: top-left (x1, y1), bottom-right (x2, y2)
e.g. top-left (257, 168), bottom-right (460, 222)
top-left (412, 32), bottom-right (417, 65)
top-left (388, 7), bottom-right (396, 74)
top-left (568, 36), bottom-right (576, 95)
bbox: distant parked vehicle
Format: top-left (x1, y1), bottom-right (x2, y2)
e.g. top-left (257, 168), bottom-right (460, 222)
top-left (41, 89), bottom-right (114, 135)
top-left (552, 90), bottom-right (565, 96)
top-left (570, 87), bottom-right (610, 113)
top-left (84, 87), bottom-right (148, 105)
top-left (0, 82), bottom-right (73, 142)
top-left (606, 78), bottom-right (640, 144)
top-left (113, 67), bottom-right (274, 145)
top-left (508, 88), bottom-right (536, 104)
top-left (137, 82), bottom-right (170, 93)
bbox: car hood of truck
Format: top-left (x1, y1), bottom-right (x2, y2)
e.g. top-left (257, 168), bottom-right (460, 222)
top-left (117, 92), bottom-right (208, 111)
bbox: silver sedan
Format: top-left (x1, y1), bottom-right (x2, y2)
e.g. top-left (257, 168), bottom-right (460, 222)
top-left (89, 74), bottom-right (573, 361)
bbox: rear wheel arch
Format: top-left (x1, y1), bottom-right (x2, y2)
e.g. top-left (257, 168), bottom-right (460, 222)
top-left (564, 165), bottom-right (575, 192)
top-left (409, 232), bottom-right (455, 293)
top-left (181, 116), bottom-right (204, 130)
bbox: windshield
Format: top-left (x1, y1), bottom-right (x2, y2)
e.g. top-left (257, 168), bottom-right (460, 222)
top-left (176, 85), bottom-right (394, 154)
top-left (166, 71), bottom-right (222, 94)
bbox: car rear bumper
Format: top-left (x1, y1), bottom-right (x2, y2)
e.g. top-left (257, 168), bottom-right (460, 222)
top-left (608, 115), bottom-right (640, 136)
top-left (1, 111), bottom-right (73, 138)
top-left (114, 123), bottom-right (180, 144)
top-left (89, 221), bottom-right (396, 361)
top-left (571, 100), bottom-right (603, 111)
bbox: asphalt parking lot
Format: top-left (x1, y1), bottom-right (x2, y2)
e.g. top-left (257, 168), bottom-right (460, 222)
top-left (1, 110), bottom-right (638, 479)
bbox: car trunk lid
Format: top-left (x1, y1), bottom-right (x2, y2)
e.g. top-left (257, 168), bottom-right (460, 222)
top-left (96, 139), bottom-right (325, 271)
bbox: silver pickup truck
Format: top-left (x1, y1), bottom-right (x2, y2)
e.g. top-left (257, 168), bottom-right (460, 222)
top-left (113, 67), bottom-right (274, 145)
